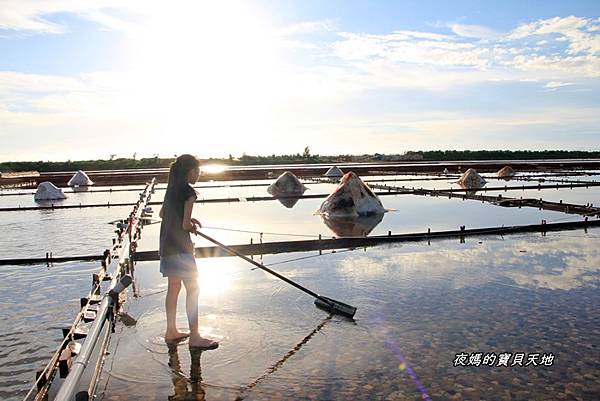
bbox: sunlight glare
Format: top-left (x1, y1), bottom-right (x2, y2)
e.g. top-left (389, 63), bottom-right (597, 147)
top-left (201, 164), bottom-right (227, 175)
top-left (196, 257), bottom-right (238, 297)
top-left (127, 1), bottom-right (282, 155)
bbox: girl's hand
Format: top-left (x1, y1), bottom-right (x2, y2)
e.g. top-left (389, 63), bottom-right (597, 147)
top-left (191, 218), bottom-right (202, 229)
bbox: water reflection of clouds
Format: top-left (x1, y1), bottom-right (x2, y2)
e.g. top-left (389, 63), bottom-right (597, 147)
top-left (336, 233), bottom-right (600, 291)
top-left (509, 249), bottom-right (600, 291)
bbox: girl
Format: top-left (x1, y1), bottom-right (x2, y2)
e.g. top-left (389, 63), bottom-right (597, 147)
top-left (159, 154), bottom-right (219, 350)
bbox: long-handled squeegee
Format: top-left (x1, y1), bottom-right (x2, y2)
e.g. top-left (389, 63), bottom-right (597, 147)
top-left (194, 230), bottom-right (357, 319)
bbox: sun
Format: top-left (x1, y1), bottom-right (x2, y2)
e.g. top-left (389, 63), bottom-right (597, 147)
top-left (125, 1), bottom-right (282, 155)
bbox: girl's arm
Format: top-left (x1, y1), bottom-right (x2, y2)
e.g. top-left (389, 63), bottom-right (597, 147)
top-left (182, 196), bottom-right (199, 232)
top-left (159, 205), bottom-right (164, 219)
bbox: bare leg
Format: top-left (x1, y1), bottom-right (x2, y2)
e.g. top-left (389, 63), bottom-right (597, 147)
top-left (164, 276), bottom-right (189, 342)
top-left (183, 278), bottom-right (199, 333)
top-left (184, 278), bottom-right (219, 349)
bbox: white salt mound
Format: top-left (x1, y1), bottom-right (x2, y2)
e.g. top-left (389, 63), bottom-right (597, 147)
top-left (497, 166), bottom-right (515, 178)
top-left (318, 172), bottom-right (385, 217)
top-left (68, 170), bottom-right (94, 186)
top-left (324, 166), bottom-right (344, 178)
top-left (457, 168), bottom-right (486, 189)
top-left (267, 171), bottom-right (307, 196)
top-left (34, 181), bottom-right (67, 201)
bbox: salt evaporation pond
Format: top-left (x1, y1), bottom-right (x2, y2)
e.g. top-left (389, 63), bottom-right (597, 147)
top-left (1, 173), bottom-right (599, 400)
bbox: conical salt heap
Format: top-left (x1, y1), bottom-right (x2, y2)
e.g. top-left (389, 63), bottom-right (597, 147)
top-left (458, 168), bottom-right (486, 189)
top-left (324, 166), bottom-right (344, 178)
top-left (68, 170), bottom-right (94, 186)
top-left (267, 171), bottom-right (307, 196)
top-left (318, 172), bottom-right (385, 217)
top-left (34, 181), bottom-right (67, 201)
top-left (497, 166), bottom-right (515, 178)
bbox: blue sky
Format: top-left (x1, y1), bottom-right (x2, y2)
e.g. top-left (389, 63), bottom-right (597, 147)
top-left (0, 1), bottom-right (599, 161)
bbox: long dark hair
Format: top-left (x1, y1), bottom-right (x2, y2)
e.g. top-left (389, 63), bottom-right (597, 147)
top-left (165, 154), bottom-right (200, 199)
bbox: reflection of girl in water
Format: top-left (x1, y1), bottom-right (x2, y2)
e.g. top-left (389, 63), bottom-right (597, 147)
top-left (159, 154), bottom-right (218, 349)
top-left (167, 344), bottom-right (205, 401)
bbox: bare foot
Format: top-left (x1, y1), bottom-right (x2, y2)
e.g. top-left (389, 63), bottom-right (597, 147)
top-left (164, 330), bottom-right (190, 343)
top-left (189, 334), bottom-right (219, 350)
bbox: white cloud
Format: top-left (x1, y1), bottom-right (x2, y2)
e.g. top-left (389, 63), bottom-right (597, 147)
top-left (0, 1), bottom-right (64, 33)
top-left (544, 81), bottom-right (575, 89)
top-left (331, 31), bottom-right (490, 68)
top-left (393, 30), bottom-right (455, 41)
top-left (271, 19), bottom-right (338, 50)
top-left (0, 70), bottom-right (148, 120)
top-left (77, 9), bottom-right (140, 34)
top-left (276, 18), bottom-right (337, 36)
top-left (0, 71), bottom-right (86, 92)
top-left (447, 23), bottom-right (500, 39)
top-left (324, 15), bottom-right (600, 91)
top-left (510, 53), bottom-right (600, 78)
top-left (0, 1), bottom-right (132, 33)
top-left (508, 16), bottom-right (600, 55)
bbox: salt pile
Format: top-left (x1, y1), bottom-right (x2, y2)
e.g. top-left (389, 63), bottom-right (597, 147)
top-left (497, 166), bottom-right (515, 178)
top-left (323, 166), bottom-right (344, 178)
top-left (34, 182), bottom-right (67, 201)
top-left (67, 170), bottom-right (94, 186)
top-left (318, 172), bottom-right (385, 217)
top-left (267, 172), bottom-right (307, 196)
top-left (457, 168), bottom-right (486, 189)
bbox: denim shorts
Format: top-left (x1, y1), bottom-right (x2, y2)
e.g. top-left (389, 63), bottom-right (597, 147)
top-left (159, 253), bottom-right (198, 280)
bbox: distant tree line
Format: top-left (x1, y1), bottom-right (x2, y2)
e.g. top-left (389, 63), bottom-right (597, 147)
top-left (1, 150), bottom-right (599, 173)
top-left (0, 157), bottom-right (173, 173)
top-left (419, 150), bottom-right (600, 161)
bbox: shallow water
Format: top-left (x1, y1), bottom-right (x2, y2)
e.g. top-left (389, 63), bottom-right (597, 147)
top-left (0, 261), bottom-right (101, 400)
top-left (2, 178), bottom-right (578, 260)
top-left (98, 232), bottom-right (600, 401)
top-left (1, 176), bottom-right (600, 400)
top-left (139, 193), bottom-right (572, 249)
